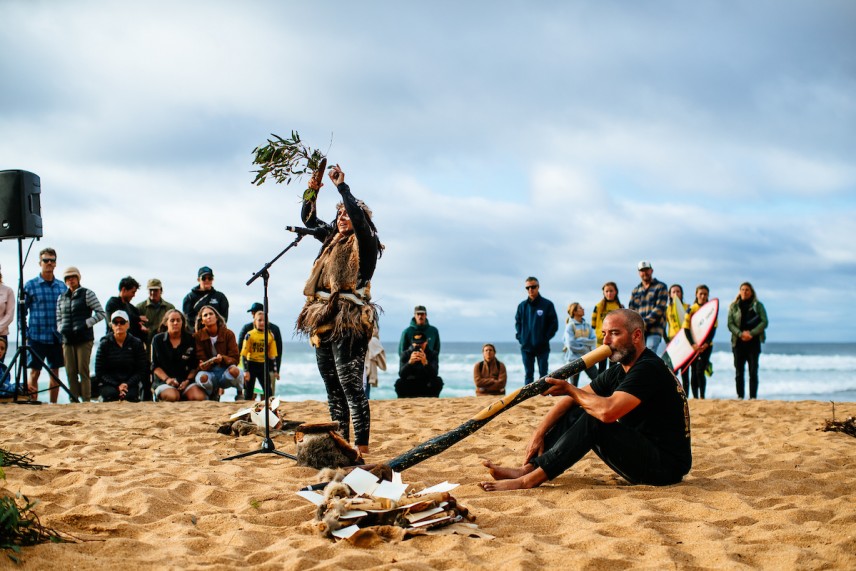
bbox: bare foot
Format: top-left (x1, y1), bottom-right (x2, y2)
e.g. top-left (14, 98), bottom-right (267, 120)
top-left (357, 444), bottom-right (369, 455)
top-left (482, 459), bottom-right (533, 481)
top-left (479, 467), bottom-right (549, 492)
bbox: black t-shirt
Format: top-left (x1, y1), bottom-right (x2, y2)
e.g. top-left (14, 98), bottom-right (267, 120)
top-left (589, 348), bottom-right (692, 470)
top-left (151, 331), bottom-right (198, 382)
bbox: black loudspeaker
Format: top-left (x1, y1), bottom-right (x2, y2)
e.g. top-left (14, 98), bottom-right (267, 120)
top-left (0, 170), bottom-right (43, 239)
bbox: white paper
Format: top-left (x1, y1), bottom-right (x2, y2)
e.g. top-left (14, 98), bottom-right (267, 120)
top-left (331, 524), bottom-right (361, 539)
top-left (296, 490), bottom-right (326, 506)
top-left (372, 480), bottom-right (409, 501)
top-left (405, 506), bottom-right (444, 523)
top-left (413, 482), bottom-right (459, 495)
top-left (339, 510), bottom-right (368, 519)
top-left (271, 397), bottom-right (281, 410)
top-left (392, 471), bottom-right (403, 485)
top-left (342, 468), bottom-right (379, 496)
top-left (229, 407), bottom-right (254, 420)
top-left (249, 408), bottom-right (279, 428)
top-left (410, 516), bottom-right (453, 528)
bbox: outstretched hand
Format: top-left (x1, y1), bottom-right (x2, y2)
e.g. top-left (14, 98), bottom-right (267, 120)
top-left (328, 164), bottom-right (345, 185)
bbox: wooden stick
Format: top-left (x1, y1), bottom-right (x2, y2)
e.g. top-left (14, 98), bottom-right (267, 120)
top-left (385, 345), bottom-right (612, 472)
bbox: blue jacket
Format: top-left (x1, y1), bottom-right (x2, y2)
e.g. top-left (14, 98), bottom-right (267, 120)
top-left (515, 295), bottom-right (559, 352)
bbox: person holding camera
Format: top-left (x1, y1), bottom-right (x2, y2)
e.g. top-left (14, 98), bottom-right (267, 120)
top-left (395, 332), bottom-right (443, 398)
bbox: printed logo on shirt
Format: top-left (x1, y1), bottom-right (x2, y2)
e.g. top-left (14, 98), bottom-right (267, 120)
top-left (536, 310), bottom-right (544, 316)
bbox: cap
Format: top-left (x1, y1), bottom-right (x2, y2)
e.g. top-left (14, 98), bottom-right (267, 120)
top-left (111, 310), bottom-right (130, 323)
top-left (63, 266), bottom-right (81, 280)
top-left (414, 305), bottom-right (427, 314)
top-left (637, 261), bottom-right (653, 271)
top-left (412, 332), bottom-right (426, 344)
top-left (247, 302), bottom-right (264, 314)
top-left (198, 266), bottom-right (214, 278)
top-left (147, 278), bottom-right (163, 290)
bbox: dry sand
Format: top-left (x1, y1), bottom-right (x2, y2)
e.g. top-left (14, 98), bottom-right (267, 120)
top-left (0, 397), bottom-right (854, 570)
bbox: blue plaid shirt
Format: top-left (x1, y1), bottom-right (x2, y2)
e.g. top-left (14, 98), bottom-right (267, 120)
top-left (24, 274), bottom-right (67, 343)
top-left (628, 278), bottom-right (669, 338)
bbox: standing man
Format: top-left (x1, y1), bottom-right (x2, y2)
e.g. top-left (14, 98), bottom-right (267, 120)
top-left (105, 277), bottom-right (147, 342)
top-left (56, 266), bottom-right (105, 402)
top-left (398, 305), bottom-right (441, 357)
top-left (628, 261), bottom-right (669, 355)
top-left (515, 276), bottom-right (559, 385)
top-left (23, 248), bottom-right (67, 402)
top-left (480, 309), bottom-right (691, 491)
top-left (136, 279), bottom-right (175, 346)
top-left (183, 266), bottom-right (230, 328)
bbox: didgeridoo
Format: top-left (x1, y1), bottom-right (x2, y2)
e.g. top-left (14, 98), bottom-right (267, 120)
top-left (298, 345), bottom-right (612, 491)
top-left (385, 344), bottom-right (612, 472)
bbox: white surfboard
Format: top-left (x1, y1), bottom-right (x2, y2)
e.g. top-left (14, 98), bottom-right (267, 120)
top-left (662, 298), bottom-right (719, 373)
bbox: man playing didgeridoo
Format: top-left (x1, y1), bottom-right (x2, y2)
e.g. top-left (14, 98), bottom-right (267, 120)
top-left (296, 164), bottom-right (383, 455)
top-left (480, 309), bottom-right (691, 491)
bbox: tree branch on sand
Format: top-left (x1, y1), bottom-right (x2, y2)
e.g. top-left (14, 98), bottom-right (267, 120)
top-left (820, 402), bottom-right (856, 438)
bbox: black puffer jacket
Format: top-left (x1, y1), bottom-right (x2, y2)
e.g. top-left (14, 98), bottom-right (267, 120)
top-left (94, 333), bottom-right (148, 394)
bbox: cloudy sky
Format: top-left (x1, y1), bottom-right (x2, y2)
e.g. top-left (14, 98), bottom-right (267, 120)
top-left (1, 0), bottom-right (853, 343)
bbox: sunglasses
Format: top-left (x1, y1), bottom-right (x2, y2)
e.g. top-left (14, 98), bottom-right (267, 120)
top-left (200, 276), bottom-right (213, 281)
top-left (41, 258), bottom-right (57, 264)
top-left (112, 319), bottom-right (128, 325)
top-left (525, 285), bottom-right (539, 290)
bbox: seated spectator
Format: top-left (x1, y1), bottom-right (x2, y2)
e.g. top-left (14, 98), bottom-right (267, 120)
top-left (398, 305), bottom-right (441, 357)
top-left (151, 309), bottom-right (205, 402)
top-left (0, 338), bottom-right (23, 397)
top-left (473, 343), bottom-right (507, 396)
top-left (237, 302), bottom-right (282, 398)
top-left (183, 266), bottom-right (230, 327)
top-left (94, 310), bottom-right (148, 402)
top-left (395, 332), bottom-right (443, 398)
top-left (240, 309), bottom-right (278, 400)
top-left (193, 305), bottom-right (242, 400)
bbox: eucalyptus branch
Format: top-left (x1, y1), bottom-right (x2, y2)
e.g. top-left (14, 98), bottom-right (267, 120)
top-left (251, 131), bottom-right (327, 190)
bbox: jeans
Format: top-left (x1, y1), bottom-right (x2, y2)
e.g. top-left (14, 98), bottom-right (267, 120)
top-left (733, 342), bottom-right (760, 399)
top-left (520, 348), bottom-right (550, 385)
top-left (645, 334), bottom-right (663, 355)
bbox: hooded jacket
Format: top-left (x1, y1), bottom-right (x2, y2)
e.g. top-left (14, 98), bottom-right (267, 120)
top-left (398, 318), bottom-right (441, 356)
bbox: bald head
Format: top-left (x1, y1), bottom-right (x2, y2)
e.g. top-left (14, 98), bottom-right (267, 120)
top-left (602, 309), bottom-right (646, 367)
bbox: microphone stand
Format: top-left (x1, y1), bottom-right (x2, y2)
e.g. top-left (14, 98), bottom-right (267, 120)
top-left (222, 234), bottom-right (303, 462)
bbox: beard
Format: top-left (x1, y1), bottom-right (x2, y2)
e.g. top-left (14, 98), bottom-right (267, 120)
top-left (608, 341), bottom-right (637, 366)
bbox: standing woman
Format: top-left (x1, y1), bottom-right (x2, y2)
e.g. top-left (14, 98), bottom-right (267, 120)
top-left (591, 282), bottom-right (623, 373)
top-left (56, 266), bottom-right (106, 402)
top-left (562, 302), bottom-right (596, 386)
top-left (683, 285), bottom-right (716, 399)
top-left (0, 266), bottom-right (14, 345)
top-left (727, 282), bottom-right (768, 399)
top-left (152, 309), bottom-right (205, 402)
top-left (665, 284), bottom-right (690, 395)
top-left (296, 164), bottom-right (382, 455)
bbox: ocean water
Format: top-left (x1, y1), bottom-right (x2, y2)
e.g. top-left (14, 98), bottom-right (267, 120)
top-left (10, 341), bottom-right (856, 404)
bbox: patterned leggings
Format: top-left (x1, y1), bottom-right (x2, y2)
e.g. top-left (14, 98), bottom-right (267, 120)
top-left (315, 335), bottom-right (370, 446)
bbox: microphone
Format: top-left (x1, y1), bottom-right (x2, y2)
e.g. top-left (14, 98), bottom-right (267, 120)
top-left (285, 225), bottom-right (326, 238)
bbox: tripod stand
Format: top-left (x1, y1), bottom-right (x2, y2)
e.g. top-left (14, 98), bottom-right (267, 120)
top-left (222, 235), bottom-right (302, 462)
top-left (7, 238), bottom-right (78, 404)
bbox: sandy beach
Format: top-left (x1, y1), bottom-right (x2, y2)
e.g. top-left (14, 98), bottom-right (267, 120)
top-left (0, 397), bottom-right (854, 570)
